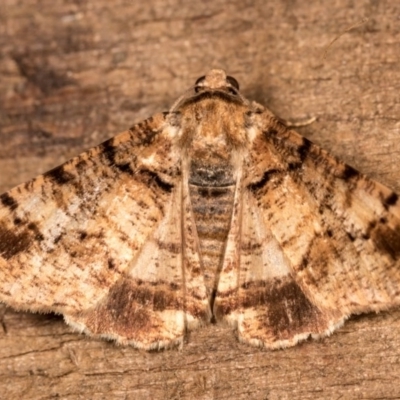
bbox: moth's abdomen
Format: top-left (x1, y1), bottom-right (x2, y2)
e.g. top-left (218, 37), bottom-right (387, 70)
top-left (189, 161), bottom-right (236, 187)
top-left (189, 183), bottom-right (235, 294)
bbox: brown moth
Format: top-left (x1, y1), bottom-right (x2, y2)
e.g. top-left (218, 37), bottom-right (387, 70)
top-left (0, 69), bottom-right (399, 350)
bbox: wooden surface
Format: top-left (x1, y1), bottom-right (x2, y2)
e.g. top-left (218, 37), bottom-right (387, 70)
top-left (1, 1), bottom-right (400, 399)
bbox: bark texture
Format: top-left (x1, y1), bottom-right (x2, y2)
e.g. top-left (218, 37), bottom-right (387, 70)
top-left (1, 1), bottom-right (400, 399)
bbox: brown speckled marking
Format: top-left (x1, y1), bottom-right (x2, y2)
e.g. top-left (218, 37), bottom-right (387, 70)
top-left (0, 193), bottom-right (18, 211)
top-left (0, 69), bottom-right (400, 350)
top-left (369, 221), bottom-right (400, 259)
top-left (74, 278), bottom-right (208, 347)
top-left (385, 192), bottom-right (398, 208)
top-left (0, 222), bottom-right (31, 260)
top-left (238, 277), bottom-right (333, 341)
top-left (45, 165), bottom-right (75, 185)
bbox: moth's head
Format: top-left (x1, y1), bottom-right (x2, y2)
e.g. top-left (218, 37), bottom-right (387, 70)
top-left (194, 69), bottom-right (240, 95)
top-left (169, 69), bottom-right (245, 112)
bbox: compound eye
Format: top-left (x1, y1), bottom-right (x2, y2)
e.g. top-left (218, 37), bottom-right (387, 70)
top-left (226, 75), bottom-right (239, 91)
top-left (194, 75), bottom-right (205, 92)
top-left (195, 75), bottom-right (206, 86)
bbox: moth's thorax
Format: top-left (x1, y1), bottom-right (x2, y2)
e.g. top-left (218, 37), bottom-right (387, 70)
top-left (178, 94), bottom-right (249, 147)
top-left (178, 94), bottom-right (249, 186)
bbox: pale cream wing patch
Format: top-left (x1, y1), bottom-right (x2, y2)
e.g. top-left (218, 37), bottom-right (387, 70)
top-left (0, 113), bottom-right (209, 349)
top-left (212, 170), bottom-right (242, 322)
top-left (180, 166), bottom-right (212, 329)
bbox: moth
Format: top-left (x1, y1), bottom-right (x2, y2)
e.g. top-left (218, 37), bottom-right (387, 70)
top-left (0, 69), bottom-right (399, 350)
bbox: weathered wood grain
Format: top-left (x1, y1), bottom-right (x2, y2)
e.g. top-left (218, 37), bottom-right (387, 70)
top-left (1, 0), bottom-right (400, 398)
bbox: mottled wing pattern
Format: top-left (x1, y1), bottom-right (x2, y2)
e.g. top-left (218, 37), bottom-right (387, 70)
top-left (0, 113), bottom-right (209, 349)
top-left (2, 68), bottom-right (399, 350)
top-left (218, 110), bottom-right (400, 348)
